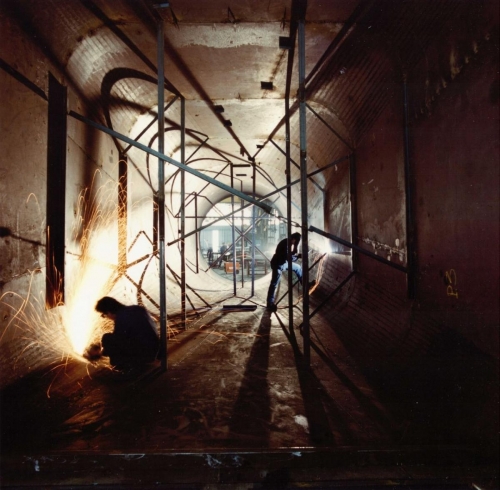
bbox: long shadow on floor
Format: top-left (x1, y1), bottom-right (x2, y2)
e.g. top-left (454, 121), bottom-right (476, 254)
top-left (275, 315), bottom-right (346, 446)
top-left (1, 364), bottom-right (73, 454)
top-left (383, 328), bottom-right (500, 447)
top-left (229, 310), bottom-right (272, 446)
top-left (308, 324), bottom-right (400, 440)
top-left (333, 323), bottom-right (499, 448)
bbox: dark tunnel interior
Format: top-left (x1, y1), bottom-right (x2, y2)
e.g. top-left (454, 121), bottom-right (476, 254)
top-left (0, 0), bottom-right (498, 488)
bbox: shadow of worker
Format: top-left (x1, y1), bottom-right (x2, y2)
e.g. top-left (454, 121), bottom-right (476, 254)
top-left (229, 310), bottom-right (272, 447)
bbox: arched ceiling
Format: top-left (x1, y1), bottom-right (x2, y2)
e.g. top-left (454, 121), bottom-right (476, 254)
top-left (3, 0), bottom-right (490, 204)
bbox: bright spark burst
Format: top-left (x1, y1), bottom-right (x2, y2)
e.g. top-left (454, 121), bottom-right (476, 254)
top-left (62, 171), bottom-right (122, 355)
top-left (1, 171), bottom-right (122, 372)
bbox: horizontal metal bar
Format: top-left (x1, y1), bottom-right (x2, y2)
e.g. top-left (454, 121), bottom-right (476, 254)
top-left (222, 305), bottom-right (257, 311)
top-left (168, 156), bottom-right (349, 247)
top-left (270, 139), bottom-right (323, 192)
top-left (0, 59), bottom-right (47, 101)
top-left (123, 96), bottom-right (178, 154)
top-left (205, 216), bottom-right (270, 271)
top-left (309, 226), bottom-right (407, 273)
top-left (275, 253), bottom-right (326, 307)
top-left (168, 189), bottom-right (290, 246)
top-left (308, 270), bottom-right (356, 320)
top-left (305, 103), bottom-right (354, 151)
top-left (307, 155), bottom-right (350, 179)
top-left (68, 110), bottom-right (273, 215)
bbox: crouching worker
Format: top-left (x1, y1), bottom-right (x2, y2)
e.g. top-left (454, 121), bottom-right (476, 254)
top-left (94, 296), bottom-right (160, 371)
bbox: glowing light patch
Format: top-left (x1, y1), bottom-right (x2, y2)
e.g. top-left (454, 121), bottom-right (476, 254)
top-left (0, 170), bottom-right (159, 390)
top-left (63, 254), bottom-right (116, 355)
top-left (63, 188), bottom-right (120, 355)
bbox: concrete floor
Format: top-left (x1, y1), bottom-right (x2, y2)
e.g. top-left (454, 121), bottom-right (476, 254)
top-left (1, 278), bottom-right (498, 488)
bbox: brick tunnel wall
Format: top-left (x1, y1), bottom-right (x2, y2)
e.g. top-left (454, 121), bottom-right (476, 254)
top-left (313, 254), bottom-right (443, 369)
top-left (0, 12), bottom-right (120, 388)
top-left (1, 2), bottom-right (498, 392)
top-left (318, 12), bottom-right (499, 363)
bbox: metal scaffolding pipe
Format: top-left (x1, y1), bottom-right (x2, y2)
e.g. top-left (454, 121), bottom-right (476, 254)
top-left (186, 135), bottom-right (209, 164)
top-left (305, 102), bottom-right (353, 151)
top-left (167, 154), bottom-right (350, 248)
top-left (122, 97), bottom-right (178, 154)
top-left (251, 163), bottom-right (256, 296)
top-left (403, 78), bottom-right (417, 299)
top-left (67, 112), bottom-right (273, 215)
top-left (283, 2), bottom-right (298, 334)
top-left (180, 97), bottom-right (186, 330)
top-left (230, 165), bottom-right (237, 295)
top-left (309, 226), bottom-right (408, 273)
top-left (298, 19), bottom-right (311, 365)
top-left (308, 270), bottom-right (355, 321)
top-left (270, 139), bottom-right (323, 193)
top-left (157, 17), bottom-right (167, 370)
top-left (240, 188), bottom-right (245, 288)
top-left (349, 153), bottom-right (359, 272)
top-left (194, 193), bottom-right (199, 273)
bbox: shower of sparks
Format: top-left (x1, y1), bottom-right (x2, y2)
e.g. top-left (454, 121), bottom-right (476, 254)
top-left (0, 171), bottom-right (126, 373)
top-left (63, 171), bottom-right (122, 355)
top-left (1, 274), bottom-right (65, 355)
top-left (309, 251), bottom-right (326, 295)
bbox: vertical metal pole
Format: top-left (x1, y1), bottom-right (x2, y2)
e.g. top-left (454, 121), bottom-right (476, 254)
top-left (285, 56), bottom-right (294, 334)
top-left (241, 185), bottom-right (244, 288)
top-left (157, 18), bottom-right (168, 370)
top-left (180, 97), bottom-right (186, 330)
top-left (403, 77), bottom-right (416, 299)
top-left (349, 152), bottom-right (358, 273)
top-left (230, 165), bottom-right (237, 295)
top-left (195, 192), bottom-right (199, 274)
top-left (251, 164), bottom-right (256, 296)
top-left (46, 73), bottom-right (67, 307)
top-left (298, 19), bottom-right (310, 365)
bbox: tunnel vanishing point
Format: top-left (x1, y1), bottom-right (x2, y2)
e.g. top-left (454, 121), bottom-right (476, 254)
top-left (0, 0), bottom-right (498, 488)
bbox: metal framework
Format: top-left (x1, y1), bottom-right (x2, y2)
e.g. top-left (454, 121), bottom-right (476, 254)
top-left (298, 18), bottom-right (311, 363)
top-left (157, 17), bottom-right (167, 369)
top-left (66, 0), bottom-right (417, 374)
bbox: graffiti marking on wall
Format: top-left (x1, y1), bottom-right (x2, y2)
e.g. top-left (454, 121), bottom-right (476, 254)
top-left (445, 269), bottom-right (459, 298)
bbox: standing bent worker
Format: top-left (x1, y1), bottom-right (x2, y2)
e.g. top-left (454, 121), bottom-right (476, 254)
top-left (266, 232), bottom-right (303, 311)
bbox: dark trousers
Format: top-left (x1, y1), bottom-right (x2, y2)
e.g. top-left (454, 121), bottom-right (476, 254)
top-left (101, 333), bottom-right (157, 369)
top-left (266, 262), bottom-right (303, 306)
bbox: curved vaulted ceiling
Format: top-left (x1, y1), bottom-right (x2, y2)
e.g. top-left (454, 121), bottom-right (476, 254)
top-left (3, 0), bottom-right (489, 209)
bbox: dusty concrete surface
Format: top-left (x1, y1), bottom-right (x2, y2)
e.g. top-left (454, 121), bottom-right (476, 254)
top-left (1, 282), bottom-right (497, 488)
